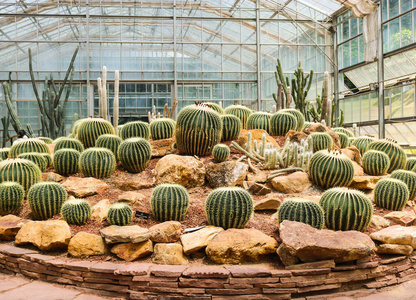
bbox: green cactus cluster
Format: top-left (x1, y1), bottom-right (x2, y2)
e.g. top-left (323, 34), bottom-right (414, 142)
top-left (40, 153), bottom-right (53, 167)
top-left (212, 144), bottom-right (230, 162)
top-left (224, 105), bottom-right (252, 129)
top-left (107, 203), bottom-right (133, 226)
top-left (17, 152), bottom-right (47, 172)
top-left (79, 147), bottom-right (116, 178)
top-left (270, 112), bottom-right (297, 136)
top-left (406, 157), bottom-right (416, 171)
top-left (151, 183), bottom-right (190, 222)
top-left (71, 118), bottom-right (85, 137)
top-left (53, 149), bottom-right (80, 176)
top-left (390, 170), bottom-right (416, 200)
top-left (374, 178), bottom-right (409, 211)
top-left (348, 137), bottom-right (356, 147)
top-left (121, 121), bottom-right (150, 140)
top-left (0, 181), bottom-right (24, 215)
top-left (280, 109), bottom-right (305, 131)
top-left (352, 136), bottom-right (375, 156)
top-left (246, 112), bottom-right (271, 133)
top-left (0, 159), bottom-right (42, 192)
top-left (61, 198), bottom-right (92, 225)
top-left (37, 137), bottom-right (53, 144)
top-left (95, 134), bottom-right (122, 160)
top-left (149, 118), bottom-right (176, 140)
top-left (9, 138), bottom-right (50, 158)
top-left (203, 102), bottom-right (224, 114)
top-left (308, 132), bottom-right (333, 152)
top-left (338, 132), bottom-right (349, 149)
top-left (118, 138), bottom-right (152, 173)
top-left (319, 188), bottom-right (373, 232)
top-left (220, 114), bottom-right (241, 141)
top-left (77, 118), bottom-right (115, 148)
top-left (362, 150), bottom-right (390, 176)
top-left (54, 137), bottom-right (84, 153)
top-left (333, 127), bottom-right (354, 138)
top-left (0, 148), bottom-right (9, 160)
top-left (366, 139), bottom-right (406, 173)
top-left (28, 181), bottom-right (68, 220)
top-left (277, 198), bottom-right (324, 229)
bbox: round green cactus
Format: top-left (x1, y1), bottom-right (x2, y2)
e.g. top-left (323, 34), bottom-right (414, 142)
top-left (303, 122), bottom-right (312, 129)
top-left (77, 118), bottom-right (115, 148)
top-left (37, 137), bottom-right (53, 144)
top-left (151, 183), bottom-right (190, 222)
top-left (220, 114), bottom-right (241, 141)
top-left (107, 203), bottom-right (133, 226)
top-left (203, 102), bottom-right (224, 114)
top-left (224, 105), bottom-right (252, 129)
top-left (406, 157), bottom-right (416, 171)
top-left (118, 138), bottom-right (152, 173)
top-left (27, 182), bottom-right (68, 220)
top-left (0, 159), bottom-right (42, 192)
top-left (277, 198), bottom-right (324, 229)
top-left (212, 144), bottom-right (230, 162)
top-left (374, 178), bottom-right (409, 211)
top-left (71, 118), bottom-right (86, 137)
top-left (352, 136), bottom-right (375, 156)
top-left (120, 121), bottom-right (150, 140)
top-left (205, 187), bottom-right (254, 229)
top-left (308, 150), bottom-right (354, 188)
top-left (61, 199), bottom-right (92, 225)
top-left (309, 132), bottom-right (333, 152)
top-left (149, 118), bottom-right (176, 140)
top-left (95, 134), bottom-right (122, 160)
top-left (362, 150), bottom-right (390, 176)
top-left (40, 153), bottom-right (53, 167)
top-left (333, 127), bottom-right (354, 138)
top-left (280, 109), bottom-right (305, 131)
top-left (117, 124), bottom-right (124, 138)
top-left (9, 138), bottom-right (50, 158)
top-left (17, 152), bottom-right (47, 172)
top-left (0, 148), bottom-right (10, 160)
top-left (390, 170), bottom-right (416, 200)
top-left (53, 149), bottom-right (81, 176)
top-left (246, 112), bottom-right (271, 133)
top-left (366, 139), bottom-right (406, 173)
top-left (338, 132), bottom-right (349, 149)
top-left (79, 147), bottom-right (116, 178)
top-left (0, 182), bottom-right (24, 215)
top-left (319, 188), bottom-right (373, 232)
top-left (348, 137), bottom-right (356, 147)
top-left (54, 137), bottom-right (84, 153)
top-left (270, 112), bottom-right (297, 136)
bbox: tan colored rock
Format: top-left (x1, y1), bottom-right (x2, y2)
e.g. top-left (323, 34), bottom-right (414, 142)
top-left (286, 130), bottom-right (308, 144)
top-left (369, 215), bottom-right (390, 230)
top-left (91, 199), bottom-right (111, 223)
top-left (370, 225), bottom-right (416, 248)
top-left (254, 196), bottom-right (282, 211)
top-left (327, 131), bottom-right (341, 149)
top-left (47, 143), bottom-right (55, 154)
top-left (99, 225), bottom-right (150, 244)
top-left (153, 154), bottom-right (206, 188)
top-left (152, 243), bottom-right (188, 265)
top-left (246, 171), bottom-right (270, 183)
top-left (180, 226), bottom-right (224, 254)
top-left (206, 228), bottom-right (278, 264)
top-left (206, 161), bottom-right (248, 189)
top-left (150, 137), bottom-right (177, 157)
top-left (242, 181), bottom-right (271, 196)
top-left (15, 220), bottom-right (71, 251)
top-left (376, 244), bottom-right (413, 256)
top-left (271, 171), bottom-right (312, 194)
top-left (117, 191), bottom-right (146, 205)
top-left (112, 172), bottom-right (154, 191)
top-left (149, 221), bottom-right (182, 243)
top-left (68, 232), bottom-right (108, 258)
top-left (352, 161), bottom-right (365, 176)
top-left (303, 123), bottom-right (328, 134)
top-left (342, 146), bottom-right (362, 165)
top-left (41, 172), bottom-right (64, 182)
top-left (0, 215), bottom-right (29, 240)
top-left (384, 211), bottom-right (416, 226)
top-left (237, 129), bottom-right (279, 149)
top-left (277, 243), bottom-right (299, 266)
top-left (62, 177), bottom-right (109, 197)
top-left (111, 240), bottom-right (153, 261)
top-left (349, 175), bottom-right (386, 190)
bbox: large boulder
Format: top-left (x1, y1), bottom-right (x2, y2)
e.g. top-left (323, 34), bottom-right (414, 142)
top-left (286, 130), bottom-right (309, 144)
top-left (242, 181), bottom-right (271, 196)
top-left (0, 215), bottom-right (29, 240)
top-left (152, 243), bottom-right (188, 265)
top-left (111, 172), bottom-right (154, 191)
top-left (254, 196), bottom-right (282, 211)
top-left (384, 211), bottom-right (416, 226)
top-left (111, 240), bottom-right (153, 261)
top-left (149, 221), bottom-right (182, 243)
top-left (370, 225), bottom-right (416, 248)
top-left (153, 154), bottom-right (206, 188)
top-left (376, 244), bottom-right (413, 256)
top-left (206, 161), bottom-right (248, 189)
top-left (62, 177), bottom-right (109, 197)
top-left (342, 146), bottom-right (362, 165)
top-left (352, 161), bottom-right (365, 176)
top-left (117, 191), bottom-right (146, 205)
top-left (369, 215), bottom-right (390, 230)
top-left (271, 171), bottom-right (312, 194)
top-left (68, 232), bottom-right (108, 258)
top-left (349, 175), bottom-right (386, 190)
top-left (99, 225), bottom-right (150, 244)
top-left (180, 226), bottom-right (224, 254)
top-left (91, 199), bottom-right (111, 223)
top-left (237, 129), bottom-right (279, 149)
top-left (150, 137), bottom-right (177, 157)
top-left (280, 220), bottom-right (376, 263)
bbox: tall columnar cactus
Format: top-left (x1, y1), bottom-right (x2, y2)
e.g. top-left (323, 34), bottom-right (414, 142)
top-left (77, 118), bottom-right (115, 148)
top-left (308, 132), bottom-right (333, 152)
top-left (280, 109), bottom-right (305, 131)
top-left (118, 138), bottom-right (152, 173)
top-left (53, 149), bottom-right (80, 176)
top-left (40, 153), bottom-right (53, 167)
top-left (95, 134), bottom-right (122, 160)
top-left (204, 102), bottom-right (224, 114)
top-left (151, 183), bottom-right (190, 222)
top-left (9, 138), bottom-right (50, 158)
top-left (38, 137), bottom-right (53, 144)
top-left (277, 198), bottom-right (324, 229)
top-left (113, 70), bottom-right (120, 135)
top-left (61, 199), bottom-right (92, 225)
top-left (320, 188), bottom-right (373, 232)
top-left (0, 148), bottom-right (10, 160)
top-left (308, 150), bottom-right (355, 188)
top-left (97, 66), bottom-right (108, 121)
top-left (0, 159), bottom-right (41, 192)
top-left (212, 144), bottom-right (230, 162)
top-left (224, 105), bottom-right (252, 129)
top-left (149, 118), bottom-right (176, 140)
top-left (367, 139), bottom-right (406, 173)
top-left (54, 137), bottom-right (84, 153)
top-left (270, 112), bottom-right (297, 136)
top-left (27, 182), bottom-right (68, 220)
top-left (79, 147), bottom-right (116, 178)
top-left (338, 133), bottom-right (349, 149)
top-left (176, 104), bottom-right (222, 156)
top-left (406, 157), bottom-right (416, 171)
top-left (374, 178), bottom-right (409, 211)
top-left (2, 73), bottom-right (25, 137)
top-left (362, 150), bottom-right (390, 176)
top-left (333, 127), bottom-right (354, 138)
top-left (17, 152), bottom-right (47, 172)
top-left (352, 136), bottom-right (375, 156)
top-left (0, 182), bottom-right (24, 215)
top-left (390, 170), bottom-right (416, 200)
top-left (107, 203), bottom-right (133, 226)
top-left (220, 114), bottom-right (241, 141)
top-left (121, 121), bottom-right (150, 140)
top-left (246, 112), bottom-right (271, 133)
top-left (205, 187), bottom-right (254, 229)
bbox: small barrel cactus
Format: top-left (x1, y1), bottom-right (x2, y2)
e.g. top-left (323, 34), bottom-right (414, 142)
top-left (27, 182), bottom-right (68, 220)
top-left (54, 137), bottom-right (84, 153)
top-left (247, 112), bottom-right (271, 133)
top-left (221, 114), bottom-right (241, 141)
top-left (121, 121), bottom-right (150, 140)
top-left (151, 183), bottom-right (190, 222)
top-left (77, 118), bottom-right (115, 148)
top-left (338, 132), bottom-right (349, 149)
top-left (61, 198), bottom-right (92, 225)
top-left (352, 136), bottom-right (375, 156)
top-left (277, 198), bottom-right (324, 229)
top-left (149, 118), bottom-right (176, 140)
top-left (118, 138), bottom-right (152, 173)
top-left (367, 139), bottom-right (406, 173)
top-left (40, 153), bottom-right (53, 167)
top-left (224, 105), bottom-right (252, 129)
top-left (270, 112), bottom-right (297, 136)
top-left (204, 102), bottom-right (224, 114)
top-left (319, 188), bottom-right (373, 232)
top-left (17, 152), bottom-right (47, 172)
top-left (308, 132), bottom-right (333, 152)
top-left (107, 203), bottom-right (133, 226)
top-left (0, 182), bottom-right (24, 215)
top-left (390, 170), bottom-right (416, 200)
top-left (9, 138), bottom-right (50, 158)
top-left (79, 147), bottom-right (116, 178)
top-left (95, 134), bottom-right (122, 160)
top-left (362, 150), bottom-right (390, 176)
top-left (0, 148), bottom-right (10, 160)
top-left (53, 149), bottom-right (81, 176)
top-left (280, 109), bottom-right (305, 131)
top-left (37, 137), bottom-right (53, 144)
top-left (212, 144), bottom-right (230, 162)
top-left (205, 187), bottom-right (254, 229)
top-left (0, 159), bottom-right (42, 192)
top-left (374, 178), bottom-right (409, 211)
top-left (333, 127), bottom-right (354, 138)
top-left (406, 157), bottom-right (416, 171)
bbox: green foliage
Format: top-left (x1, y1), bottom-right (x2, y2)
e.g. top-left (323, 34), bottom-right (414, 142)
top-left (308, 132), bottom-right (333, 152)
top-left (151, 183), bottom-right (190, 222)
top-left (332, 127), bottom-right (354, 138)
top-left (0, 148), bottom-right (9, 160)
top-left (54, 137), bottom-right (84, 153)
top-left (53, 149), bottom-right (80, 176)
top-left (277, 198), bottom-right (324, 229)
top-left (246, 112), bottom-right (271, 133)
top-left (338, 132), bottom-right (349, 149)
top-left (79, 147), bottom-right (116, 178)
top-left (37, 137), bottom-right (53, 144)
top-left (77, 118), bottom-right (115, 148)
top-left (390, 170), bottom-right (416, 200)
top-left (71, 118), bottom-right (85, 137)
top-left (40, 153), bottom-right (53, 167)
top-left (352, 136), bottom-right (375, 156)
top-left (0, 182), bottom-right (24, 215)
top-left (280, 109), bottom-right (305, 131)
top-left (118, 138), bottom-right (152, 173)
top-left (374, 178), bottom-right (409, 211)
top-left (9, 138), bottom-right (50, 158)
top-left (107, 203), bottom-right (133, 226)
top-left (17, 152), bottom-right (47, 172)
top-left (220, 114), bottom-right (241, 141)
top-left (270, 112), bottom-right (297, 136)
top-left (367, 139), bottom-right (406, 173)
top-left (203, 102), bottom-right (224, 114)
top-left (95, 134), bottom-right (122, 160)
top-left (362, 150), bottom-right (390, 176)
top-left (149, 118), bottom-right (176, 140)
top-left (120, 121), bottom-right (150, 140)
top-left (212, 144), bottom-right (230, 162)
top-left (0, 158), bottom-right (42, 192)
top-left (61, 199), bottom-right (92, 225)
top-left (406, 157), bottom-right (416, 171)
top-left (224, 105), bottom-right (252, 129)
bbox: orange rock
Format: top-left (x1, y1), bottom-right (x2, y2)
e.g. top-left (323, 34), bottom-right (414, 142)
top-left (150, 137), bottom-right (177, 157)
top-left (271, 171), bottom-right (312, 194)
top-left (286, 130), bottom-right (308, 144)
top-left (61, 177), bottom-right (109, 197)
top-left (237, 129), bottom-right (279, 150)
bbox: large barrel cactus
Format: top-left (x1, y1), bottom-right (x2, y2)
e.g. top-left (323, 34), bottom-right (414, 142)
top-left (151, 183), bottom-right (190, 222)
top-left (0, 159), bottom-right (42, 192)
top-left (53, 149), bottom-right (81, 176)
top-left (270, 112), bottom-right (297, 136)
top-left (150, 118), bottom-right (176, 140)
top-left (319, 188), bottom-right (373, 232)
top-left (77, 118), bottom-right (115, 148)
top-left (71, 118), bottom-right (85, 137)
top-left (406, 157), bottom-right (416, 171)
top-left (246, 112), bottom-right (271, 133)
top-left (37, 137), bottom-right (53, 144)
top-left (176, 104), bottom-right (222, 156)
top-left (338, 132), bottom-right (349, 149)
top-left (352, 136), bottom-right (375, 156)
top-left (224, 105), bottom-right (252, 129)
top-left (280, 109), bottom-right (305, 131)
top-left (362, 150), bottom-right (390, 176)
top-left (333, 127), bottom-right (354, 138)
top-left (212, 144), bottom-right (230, 162)
top-left (118, 138), bottom-right (152, 173)
top-left (277, 198), bottom-right (324, 229)
top-left (27, 182), bottom-right (68, 220)
top-left (120, 121), bottom-right (150, 140)
top-left (308, 132), bottom-right (333, 152)
top-left (40, 153), bottom-right (53, 167)
top-left (374, 178), bottom-right (409, 211)
top-left (0, 182), bottom-right (24, 215)
top-left (9, 138), bottom-right (50, 158)
top-left (390, 170), bottom-right (416, 200)
top-left (367, 139), bottom-right (406, 173)
top-left (0, 148), bottom-right (10, 160)
top-left (107, 203), bottom-right (133, 226)
top-left (204, 102), bottom-right (224, 114)
top-left (220, 114), bottom-right (241, 141)
top-left (79, 147), bottom-right (116, 178)
top-left (17, 152), bottom-right (47, 172)
top-left (61, 199), bottom-right (92, 225)
top-left (54, 137), bottom-right (84, 153)
top-left (95, 134), bottom-right (122, 160)
top-left (205, 187), bottom-right (253, 229)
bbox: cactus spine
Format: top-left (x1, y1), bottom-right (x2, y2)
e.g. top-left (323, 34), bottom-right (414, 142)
top-left (27, 182), bottom-right (68, 220)
top-left (362, 150), bottom-right (390, 176)
top-left (17, 152), bottom-right (47, 172)
top-left (40, 153), bottom-right (53, 167)
top-left (79, 147), bottom-right (116, 178)
top-left (277, 198), bottom-right (324, 229)
top-left (0, 159), bottom-right (41, 192)
top-left (77, 118), bottom-right (115, 148)
top-left (352, 136), bottom-right (375, 156)
top-left (149, 118), bottom-right (176, 140)
top-left (270, 112), bottom-right (297, 136)
top-left (121, 121), bottom-right (150, 140)
top-left (0, 148), bottom-right (10, 160)
top-left (61, 199), bottom-right (92, 225)
top-left (390, 170), bottom-right (416, 200)
top-left (203, 102), bottom-right (224, 114)
top-left (0, 182), bottom-right (24, 215)
top-left (38, 137), bottom-right (53, 144)
top-left (280, 109), bottom-right (305, 131)
top-left (107, 203), bottom-right (133, 226)
top-left (220, 114), bottom-right (241, 141)
top-left (333, 127), bottom-right (354, 138)
top-left (224, 105), bottom-right (252, 129)
top-left (53, 149), bottom-right (80, 176)
top-left (54, 137), bottom-right (84, 153)
top-left (212, 144), bottom-right (230, 162)
top-left (338, 132), bottom-right (349, 149)
top-left (367, 139), bottom-right (406, 173)
top-left (95, 134), bottom-right (122, 160)
top-left (246, 112), bottom-right (271, 133)
top-left (9, 138), bottom-right (50, 158)
top-left (118, 138), bottom-right (152, 173)
top-left (308, 132), bottom-right (333, 152)
top-left (374, 178), bottom-right (409, 211)
top-left (151, 184), bottom-right (190, 222)
top-left (406, 157), bottom-right (416, 171)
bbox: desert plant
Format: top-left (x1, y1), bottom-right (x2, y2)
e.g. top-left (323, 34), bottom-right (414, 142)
top-left (71, 118), bottom-right (85, 137)
top-left (280, 109), bottom-right (305, 131)
top-left (120, 121), bottom-right (150, 140)
top-left (149, 118), bottom-right (176, 140)
top-left (277, 198), bottom-right (324, 229)
top-left (61, 198), bottom-right (92, 225)
top-left (9, 138), bottom-right (50, 158)
top-left (308, 132), bottom-right (333, 152)
top-left (333, 127), bottom-right (354, 138)
top-left (37, 137), bottom-right (53, 144)
top-left (390, 170), bottom-right (416, 200)
top-left (151, 183), bottom-right (190, 222)
top-left (79, 147), bottom-right (116, 178)
top-left (367, 139), bottom-right (406, 173)
top-left (77, 118), bottom-right (115, 148)
top-left (338, 132), bottom-right (349, 149)
top-left (352, 136), bottom-right (375, 156)
top-left (17, 152), bottom-right (47, 172)
top-left (40, 153), bottom-right (53, 167)
top-left (203, 102), bottom-right (224, 114)
top-left (374, 178), bottom-right (409, 211)
top-left (53, 149), bottom-right (80, 176)
top-left (0, 182), bottom-right (24, 215)
top-left (224, 105), bottom-right (252, 129)
top-left (270, 112), bottom-right (297, 136)
top-left (118, 138), bottom-right (152, 173)
top-left (107, 203), bottom-right (133, 226)
top-left (54, 137), bottom-right (84, 153)
top-left (362, 150), bottom-right (390, 176)
top-left (0, 158), bottom-right (41, 192)
top-left (95, 134), bottom-right (122, 159)
top-left (246, 112), bottom-right (271, 133)
top-left (220, 114), bottom-right (241, 141)
top-left (212, 144), bottom-right (230, 162)
top-left (0, 148), bottom-right (10, 160)
top-left (406, 157), bottom-right (416, 171)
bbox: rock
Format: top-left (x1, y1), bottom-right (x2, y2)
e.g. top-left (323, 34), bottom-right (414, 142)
top-left (91, 199), bottom-right (111, 223)
top-left (254, 196), bottom-right (282, 211)
top-left (150, 137), bottom-right (177, 157)
top-left (100, 225), bottom-right (150, 244)
top-left (152, 243), bottom-right (188, 265)
top-left (180, 226), bottom-right (224, 254)
top-left (369, 215), bottom-right (390, 230)
top-left (47, 143), bottom-right (55, 154)
top-left (352, 161), bottom-right (365, 176)
top-left (349, 175), bottom-right (386, 190)
top-left (15, 220), bottom-right (71, 251)
top-left (111, 240), bottom-right (153, 261)
top-left (153, 154), bottom-right (206, 188)
top-left (327, 131), bottom-right (341, 149)
top-left (277, 243), bottom-right (299, 266)
top-left (0, 215), bottom-right (29, 240)
top-left (205, 228), bottom-right (278, 264)
top-left (149, 221), bottom-right (182, 243)
top-left (62, 177), bottom-right (109, 197)
top-left (117, 191), bottom-right (146, 205)
top-left (242, 181), bottom-right (271, 196)
top-left (280, 220), bottom-right (376, 263)
top-left (206, 161), bottom-right (248, 189)
top-left (370, 225), bottom-right (416, 248)
top-left (342, 146), bottom-right (362, 165)
top-left (68, 232), bottom-right (108, 258)
top-left (384, 211), bottom-right (416, 226)
top-left (303, 123), bottom-right (328, 134)
top-left (237, 129), bottom-right (279, 149)
top-left (376, 244), bottom-right (414, 256)
top-left (271, 211), bottom-right (279, 222)
top-left (41, 172), bottom-right (64, 182)
top-left (271, 171), bottom-right (312, 194)
top-left (286, 130), bottom-right (308, 144)
top-left (112, 172), bottom-right (154, 191)
top-left (246, 171), bottom-right (270, 183)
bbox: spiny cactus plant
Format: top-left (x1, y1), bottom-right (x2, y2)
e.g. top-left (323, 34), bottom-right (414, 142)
top-left (120, 121), bottom-right (150, 140)
top-left (280, 109), bottom-right (305, 131)
top-left (374, 178), bottom-right (409, 211)
top-left (95, 134), bottom-right (122, 160)
top-left (9, 138), bottom-right (50, 158)
top-left (277, 198), bottom-right (324, 229)
top-left (212, 144), bottom-right (230, 162)
top-left (367, 139), bottom-right (406, 173)
top-left (53, 149), bottom-right (80, 176)
top-left (37, 137), bottom-right (53, 144)
top-left (352, 136), bottom-right (375, 156)
top-left (303, 122), bottom-right (312, 129)
top-left (117, 124), bottom-right (124, 138)
top-left (71, 118), bottom-right (85, 137)
top-left (308, 132), bottom-right (333, 152)
top-left (362, 150), bottom-right (390, 176)
top-left (224, 105), bottom-right (252, 129)
top-left (118, 138), bottom-right (152, 173)
top-left (390, 170), bottom-right (416, 200)
top-left (406, 157), bottom-right (416, 171)
top-left (40, 153), bottom-right (53, 167)
top-left (203, 102), bottom-right (224, 114)
top-left (348, 137), bottom-right (356, 147)
top-left (205, 187), bottom-right (254, 229)
top-left (0, 159), bottom-right (41, 192)
top-left (0, 148), bottom-right (9, 160)
top-left (79, 147), bottom-right (116, 178)
top-left (151, 183), bottom-right (190, 222)
top-left (0, 182), bottom-right (24, 215)
top-left (77, 118), bottom-right (115, 148)
top-left (107, 203), bottom-right (133, 226)
top-left (176, 104), bottom-right (222, 156)
top-left (270, 112), bottom-right (297, 136)
top-left (333, 127), bottom-right (354, 138)
top-left (27, 181), bottom-right (68, 220)
top-left (320, 188), bottom-right (373, 232)
top-left (17, 152), bottom-right (47, 172)
top-left (149, 118), bottom-right (176, 140)
top-left (246, 112), bottom-right (271, 133)
top-left (220, 114), bottom-right (241, 141)
top-left (61, 199), bottom-right (92, 225)
top-left (338, 132), bottom-right (349, 149)
top-left (308, 150), bottom-right (354, 188)
top-left (54, 137), bottom-right (84, 153)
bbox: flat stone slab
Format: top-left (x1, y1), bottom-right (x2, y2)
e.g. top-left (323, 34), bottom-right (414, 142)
top-left (0, 215), bottom-right (29, 240)
top-left (62, 177), bottom-right (109, 197)
top-left (100, 225), bottom-right (150, 244)
top-left (0, 273), bottom-right (29, 292)
top-left (370, 225), bottom-right (416, 248)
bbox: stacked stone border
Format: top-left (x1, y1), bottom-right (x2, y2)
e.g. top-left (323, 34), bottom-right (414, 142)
top-left (1, 243), bottom-right (416, 299)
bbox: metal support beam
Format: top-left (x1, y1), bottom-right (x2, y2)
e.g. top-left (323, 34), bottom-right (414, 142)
top-left (377, 2), bottom-right (385, 139)
top-left (332, 19), bottom-right (339, 125)
top-left (86, 0), bottom-right (93, 117)
top-left (256, 0), bottom-right (261, 110)
top-left (173, 0), bottom-right (178, 119)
